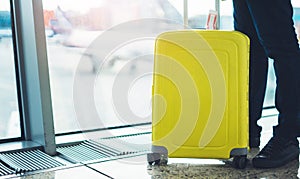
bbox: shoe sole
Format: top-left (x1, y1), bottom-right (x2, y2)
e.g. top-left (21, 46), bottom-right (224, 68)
top-left (252, 152), bottom-right (299, 168)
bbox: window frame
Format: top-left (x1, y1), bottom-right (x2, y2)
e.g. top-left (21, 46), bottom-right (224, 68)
top-left (0, 0), bottom-right (24, 143)
top-left (10, 0), bottom-right (56, 155)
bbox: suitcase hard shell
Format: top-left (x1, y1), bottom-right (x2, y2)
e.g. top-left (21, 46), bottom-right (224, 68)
top-left (148, 30), bottom-right (250, 169)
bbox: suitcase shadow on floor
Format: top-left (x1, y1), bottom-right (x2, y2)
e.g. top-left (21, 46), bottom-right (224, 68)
top-left (147, 149), bottom-right (300, 178)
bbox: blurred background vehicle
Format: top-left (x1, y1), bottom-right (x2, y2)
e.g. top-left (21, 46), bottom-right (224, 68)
top-left (0, 11), bottom-right (12, 38)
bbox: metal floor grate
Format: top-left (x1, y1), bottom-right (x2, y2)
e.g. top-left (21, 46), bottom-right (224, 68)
top-left (57, 141), bottom-right (115, 163)
top-left (0, 161), bottom-right (14, 176)
top-left (57, 133), bottom-right (151, 163)
top-left (0, 149), bottom-right (65, 173)
top-left (95, 133), bottom-right (151, 154)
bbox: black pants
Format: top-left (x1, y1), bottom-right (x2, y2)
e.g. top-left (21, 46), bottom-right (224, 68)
top-left (233, 0), bottom-right (300, 138)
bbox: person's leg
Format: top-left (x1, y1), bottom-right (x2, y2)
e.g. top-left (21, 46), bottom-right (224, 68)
top-left (245, 0), bottom-right (300, 168)
top-left (273, 57), bottom-right (300, 138)
top-left (232, 0), bottom-right (269, 147)
top-left (246, 0), bottom-right (300, 138)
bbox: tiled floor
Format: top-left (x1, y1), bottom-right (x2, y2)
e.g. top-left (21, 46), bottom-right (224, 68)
top-left (4, 115), bottom-right (300, 179)
top-left (10, 151), bottom-right (300, 179)
top-left (12, 166), bottom-right (109, 179)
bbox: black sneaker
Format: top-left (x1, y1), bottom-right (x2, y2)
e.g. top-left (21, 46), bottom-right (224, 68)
top-left (252, 136), bottom-right (299, 168)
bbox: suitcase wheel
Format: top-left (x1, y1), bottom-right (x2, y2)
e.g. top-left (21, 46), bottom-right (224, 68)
top-left (232, 155), bottom-right (247, 169)
top-left (147, 153), bottom-right (168, 165)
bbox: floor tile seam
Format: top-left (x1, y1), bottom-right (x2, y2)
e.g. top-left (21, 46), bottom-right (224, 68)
top-left (83, 164), bottom-right (114, 179)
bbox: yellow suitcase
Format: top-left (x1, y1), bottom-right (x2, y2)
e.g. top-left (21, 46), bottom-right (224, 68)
top-left (147, 30), bottom-right (250, 169)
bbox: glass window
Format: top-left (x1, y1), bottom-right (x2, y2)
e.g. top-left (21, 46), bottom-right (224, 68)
top-left (292, 0), bottom-right (300, 39)
top-left (43, 0), bottom-right (185, 134)
top-left (0, 0), bottom-right (21, 139)
top-left (187, 0), bottom-right (215, 29)
top-left (44, 0), bottom-right (300, 134)
top-left (219, 0), bottom-right (233, 30)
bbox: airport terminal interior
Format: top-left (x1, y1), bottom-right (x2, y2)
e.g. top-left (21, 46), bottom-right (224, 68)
top-left (1, 0), bottom-right (300, 178)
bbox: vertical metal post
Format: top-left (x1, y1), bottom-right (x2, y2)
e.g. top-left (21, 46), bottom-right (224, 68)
top-left (12, 0), bottom-right (56, 155)
top-left (215, 0), bottom-right (221, 29)
top-left (183, 0), bottom-right (188, 28)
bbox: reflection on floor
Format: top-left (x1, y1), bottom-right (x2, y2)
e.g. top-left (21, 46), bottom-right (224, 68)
top-left (8, 115), bottom-right (300, 179)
